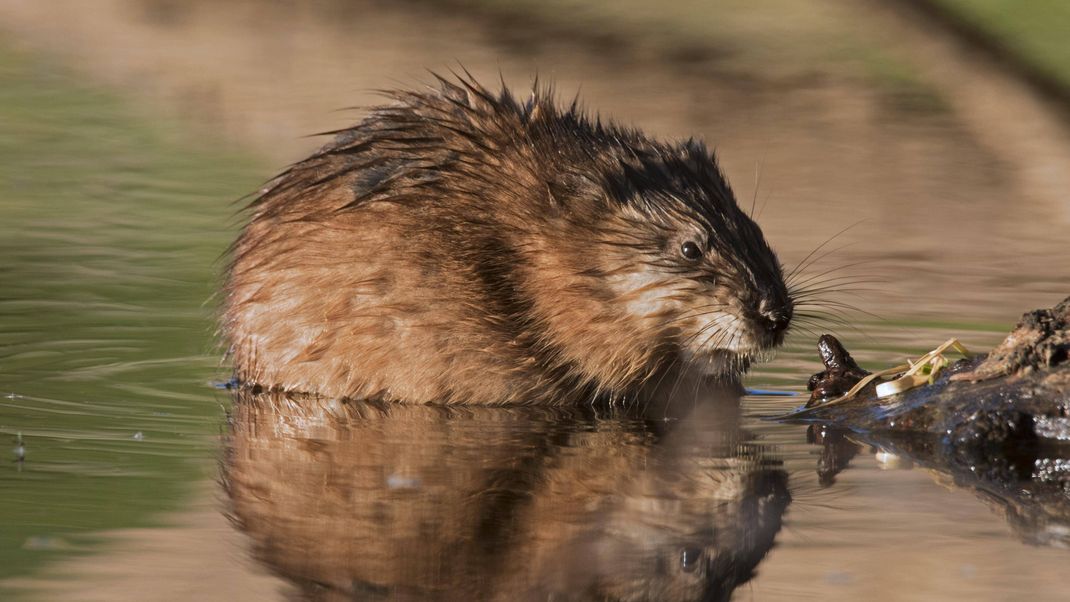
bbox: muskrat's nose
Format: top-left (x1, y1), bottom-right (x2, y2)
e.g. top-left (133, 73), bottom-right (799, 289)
top-left (759, 299), bottom-right (793, 334)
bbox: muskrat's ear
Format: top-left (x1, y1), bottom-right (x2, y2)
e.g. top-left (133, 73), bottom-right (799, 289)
top-left (545, 171), bottom-right (602, 210)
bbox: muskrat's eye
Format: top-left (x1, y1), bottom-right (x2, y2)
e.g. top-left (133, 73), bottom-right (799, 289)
top-left (680, 241), bottom-right (703, 261)
top-left (680, 547), bottom-right (704, 573)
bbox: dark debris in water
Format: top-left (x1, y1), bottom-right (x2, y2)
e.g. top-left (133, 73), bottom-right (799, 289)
top-left (784, 296), bottom-right (1070, 548)
top-left (212, 377), bottom-right (241, 390)
top-left (805, 334), bottom-right (873, 407)
top-left (782, 295), bottom-right (1070, 448)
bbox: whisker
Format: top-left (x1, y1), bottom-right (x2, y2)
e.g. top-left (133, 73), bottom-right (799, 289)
top-left (793, 311), bottom-right (872, 339)
top-left (784, 221), bottom-right (865, 283)
top-left (787, 259), bottom-right (883, 290)
top-left (787, 322), bottom-right (820, 339)
top-left (796, 299), bottom-right (885, 321)
top-left (792, 313), bottom-right (855, 333)
top-left (792, 279), bottom-right (886, 295)
top-left (791, 318), bottom-right (846, 339)
top-left (789, 273), bottom-right (886, 296)
top-left (791, 286), bottom-right (884, 301)
top-left (661, 302), bottom-right (730, 326)
top-left (755, 182), bottom-right (776, 221)
top-left (785, 240), bottom-right (865, 286)
top-left (680, 314), bottom-right (731, 349)
top-left (749, 159), bottom-right (763, 219)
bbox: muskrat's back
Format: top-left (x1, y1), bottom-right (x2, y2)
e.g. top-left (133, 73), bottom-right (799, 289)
top-left (223, 76), bottom-right (793, 405)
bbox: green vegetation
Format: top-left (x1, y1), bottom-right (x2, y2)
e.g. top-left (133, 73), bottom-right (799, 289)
top-left (931, 0), bottom-right (1070, 92)
top-left (0, 42), bottom-right (262, 591)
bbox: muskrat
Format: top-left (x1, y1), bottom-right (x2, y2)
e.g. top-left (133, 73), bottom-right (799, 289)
top-left (223, 75), bottom-right (793, 405)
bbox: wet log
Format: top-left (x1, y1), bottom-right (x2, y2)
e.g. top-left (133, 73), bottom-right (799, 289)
top-left (785, 295), bottom-right (1070, 446)
top-left (783, 296), bottom-right (1070, 547)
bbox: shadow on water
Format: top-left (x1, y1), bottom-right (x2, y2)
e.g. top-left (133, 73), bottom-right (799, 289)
top-left (223, 387), bottom-right (789, 601)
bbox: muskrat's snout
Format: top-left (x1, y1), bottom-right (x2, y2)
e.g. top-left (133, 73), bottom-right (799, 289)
top-left (710, 275), bottom-right (793, 357)
top-left (726, 295), bottom-right (792, 356)
top-left (747, 271), bottom-right (795, 350)
top-left (758, 296), bottom-right (793, 340)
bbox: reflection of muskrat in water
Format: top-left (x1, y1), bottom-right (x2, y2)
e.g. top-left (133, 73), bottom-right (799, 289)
top-left (223, 75), bottom-right (792, 404)
top-left (223, 389), bottom-right (790, 601)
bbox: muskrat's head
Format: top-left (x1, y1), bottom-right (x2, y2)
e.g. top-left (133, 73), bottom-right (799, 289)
top-left (513, 105), bottom-right (793, 386)
top-left (596, 141), bottom-right (792, 371)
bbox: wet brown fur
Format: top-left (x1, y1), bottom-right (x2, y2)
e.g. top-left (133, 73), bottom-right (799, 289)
top-left (223, 74), bottom-right (791, 405)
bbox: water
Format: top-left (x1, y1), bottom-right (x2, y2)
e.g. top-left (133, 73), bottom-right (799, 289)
top-left (1, 0), bottom-right (1069, 599)
top-left (0, 43), bottom-right (262, 594)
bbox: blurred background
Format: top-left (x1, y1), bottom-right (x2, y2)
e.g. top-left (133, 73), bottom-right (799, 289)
top-left (0, 1), bottom-right (1068, 600)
